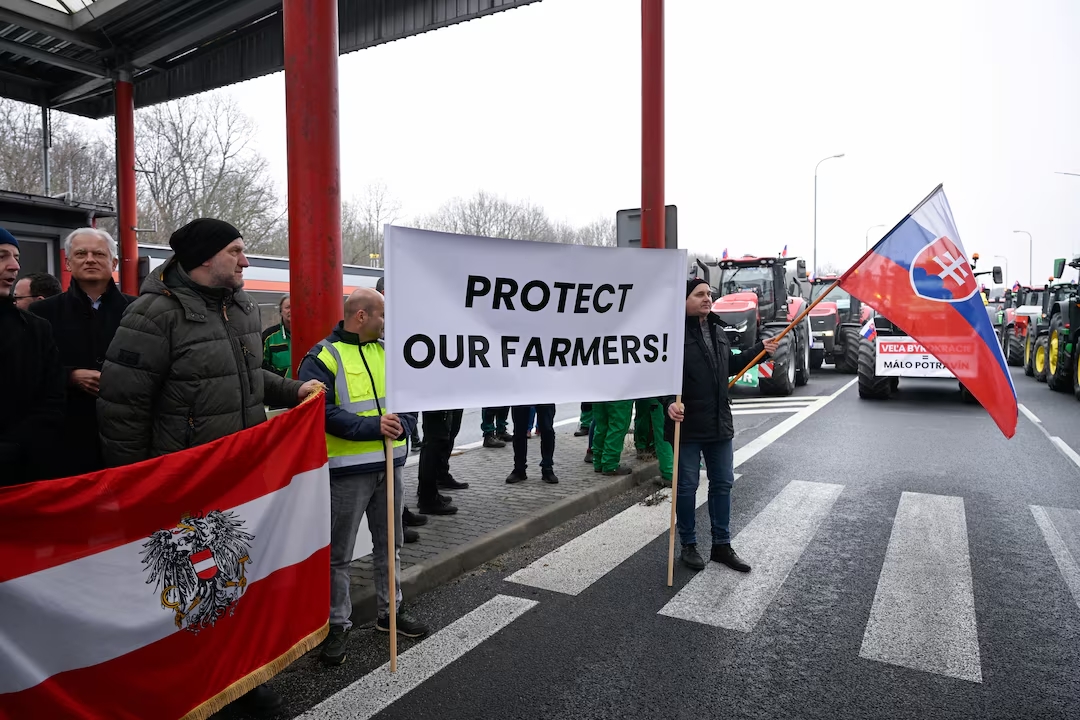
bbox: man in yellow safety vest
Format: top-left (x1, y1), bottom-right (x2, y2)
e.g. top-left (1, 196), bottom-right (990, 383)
top-left (298, 287), bottom-right (429, 667)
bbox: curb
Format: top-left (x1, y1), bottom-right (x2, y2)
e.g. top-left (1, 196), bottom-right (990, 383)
top-left (349, 460), bottom-right (661, 622)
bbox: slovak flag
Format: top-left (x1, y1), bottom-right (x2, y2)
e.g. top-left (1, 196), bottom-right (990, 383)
top-left (722, 247), bottom-right (729, 260)
top-left (837, 184), bottom-right (1017, 438)
top-left (860, 319), bottom-right (877, 340)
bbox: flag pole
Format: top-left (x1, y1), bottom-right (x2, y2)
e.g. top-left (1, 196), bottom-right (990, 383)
top-left (727, 184), bottom-right (944, 387)
top-left (666, 394), bottom-right (682, 587)
top-left (385, 434), bottom-right (397, 672)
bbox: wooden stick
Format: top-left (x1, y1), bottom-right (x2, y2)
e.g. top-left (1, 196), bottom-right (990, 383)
top-left (385, 433), bottom-right (397, 672)
top-left (726, 280), bottom-right (844, 388)
top-left (666, 394), bottom-right (682, 587)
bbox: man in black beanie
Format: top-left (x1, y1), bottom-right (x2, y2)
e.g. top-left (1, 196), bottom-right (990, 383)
top-left (96, 218), bottom-right (322, 717)
top-left (661, 278), bottom-right (778, 572)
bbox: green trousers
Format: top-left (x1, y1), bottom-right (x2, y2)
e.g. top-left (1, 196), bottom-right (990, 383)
top-left (637, 398), bottom-right (673, 481)
top-left (592, 400), bottom-right (634, 472)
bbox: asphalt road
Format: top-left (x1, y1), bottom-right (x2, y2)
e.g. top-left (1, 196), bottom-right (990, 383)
top-left (217, 364), bottom-right (1080, 720)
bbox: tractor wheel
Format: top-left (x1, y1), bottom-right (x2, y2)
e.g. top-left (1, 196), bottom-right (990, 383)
top-left (1047, 315), bottom-right (1073, 392)
top-left (759, 328), bottom-right (795, 396)
top-left (834, 325), bottom-right (861, 374)
top-left (858, 337), bottom-right (891, 399)
top-left (810, 348), bottom-right (824, 370)
top-left (795, 319), bottom-right (811, 387)
top-left (959, 383), bottom-right (978, 404)
top-left (1074, 347), bottom-right (1080, 401)
top-left (1003, 327), bottom-right (1024, 367)
top-left (1034, 335), bottom-right (1049, 383)
top-left (1024, 332), bottom-right (1036, 377)
top-left (890, 377), bottom-right (900, 392)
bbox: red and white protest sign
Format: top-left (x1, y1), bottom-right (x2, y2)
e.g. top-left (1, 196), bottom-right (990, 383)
top-left (0, 394), bottom-right (330, 720)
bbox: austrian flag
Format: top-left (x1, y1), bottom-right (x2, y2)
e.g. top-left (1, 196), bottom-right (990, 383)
top-left (0, 394), bottom-right (331, 720)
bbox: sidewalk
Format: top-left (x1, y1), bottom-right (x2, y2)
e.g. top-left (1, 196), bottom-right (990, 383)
top-left (348, 426), bottom-right (661, 620)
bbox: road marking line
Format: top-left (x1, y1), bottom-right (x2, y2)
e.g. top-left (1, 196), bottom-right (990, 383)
top-left (298, 595), bottom-right (537, 720)
top-left (505, 379), bottom-right (857, 595)
top-left (504, 474), bottom-right (738, 595)
top-left (1030, 505), bottom-right (1080, 611)
top-left (732, 396), bottom-right (831, 403)
top-left (859, 492), bottom-right (982, 683)
top-left (1018, 403), bottom-right (1042, 425)
top-left (732, 407), bottom-right (803, 415)
top-left (657, 480), bottom-right (844, 631)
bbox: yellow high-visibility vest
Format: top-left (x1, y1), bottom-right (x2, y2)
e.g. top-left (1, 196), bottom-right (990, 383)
top-left (315, 339), bottom-right (407, 469)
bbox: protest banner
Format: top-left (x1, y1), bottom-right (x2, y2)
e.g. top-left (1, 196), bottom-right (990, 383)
top-left (0, 393), bottom-right (330, 720)
top-left (383, 225), bottom-right (688, 412)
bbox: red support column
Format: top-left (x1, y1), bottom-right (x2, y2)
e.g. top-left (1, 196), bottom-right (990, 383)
top-left (641, 0), bottom-right (665, 250)
top-left (114, 77), bottom-right (139, 294)
top-left (283, 0), bottom-right (342, 376)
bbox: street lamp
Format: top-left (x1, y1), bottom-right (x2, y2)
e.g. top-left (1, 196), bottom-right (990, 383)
top-left (1013, 230), bottom-right (1032, 285)
top-left (865, 223), bottom-right (886, 251)
top-left (814, 153), bottom-right (845, 274)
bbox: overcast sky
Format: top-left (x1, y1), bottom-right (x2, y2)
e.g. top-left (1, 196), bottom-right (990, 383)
top-left (217, 0), bottom-right (1080, 284)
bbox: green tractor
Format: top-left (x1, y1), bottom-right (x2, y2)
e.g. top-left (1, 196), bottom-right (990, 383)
top-left (1044, 256), bottom-right (1080, 399)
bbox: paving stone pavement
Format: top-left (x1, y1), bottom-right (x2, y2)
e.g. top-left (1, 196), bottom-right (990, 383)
top-left (347, 425), bottom-right (656, 592)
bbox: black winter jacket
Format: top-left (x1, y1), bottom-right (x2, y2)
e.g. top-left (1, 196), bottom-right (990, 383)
top-left (0, 298), bottom-right (66, 485)
top-left (662, 313), bottom-right (767, 444)
top-left (29, 279), bottom-right (135, 475)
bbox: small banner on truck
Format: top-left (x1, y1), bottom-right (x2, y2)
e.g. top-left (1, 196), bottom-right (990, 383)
top-left (874, 336), bottom-right (980, 378)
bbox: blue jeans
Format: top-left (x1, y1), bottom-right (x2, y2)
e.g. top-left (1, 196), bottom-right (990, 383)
top-left (676, 439), bottom-right (735, 546)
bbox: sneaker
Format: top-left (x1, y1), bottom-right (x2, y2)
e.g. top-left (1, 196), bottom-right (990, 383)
top-left (376, 612), bottom-right (430, 639)
top-left (680, 544), bottom-right (706, 571)
top-left (542, 469), bottom-right (559, 484)
top-left (319, 625), bottom-right (349, 666)
top-left (711, 543), bottom-right (751, 573)
top-left (505, 469), bottom-right (527, 484)
top-left (404, 527), bottom-right (420, 543)
top-left (584, 449), bottom-right (593, 464)
top-left (573, 425), bottom-right (589, 437)
top-left (402, 507), bottom-right (428, 527)
top-left (232, 683), bottom-right (283, 717)
top-left (483, 433), bottom-right (505, 448)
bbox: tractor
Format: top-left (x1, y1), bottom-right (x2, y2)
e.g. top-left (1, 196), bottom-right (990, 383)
top-left (691, 254), bottom-right (812, 396)
top-left (857, 258), bottom-right (1002, 401)
top-left (806, 275), bottom-right (873, 373)
top-left (1028, 278), bottom-right (1077, 383)
top-left (998, 284), bottom-right (1044, 367)
top-left (1044, 256), bottom-right (1080, 399)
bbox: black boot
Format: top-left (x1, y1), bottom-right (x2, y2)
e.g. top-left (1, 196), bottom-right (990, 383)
top-left (711, 543), bottom-right (751, 572)
top-left (483, 433), bottom-right (506, 448)
top-left (680, 544), bottom-right (705, 571)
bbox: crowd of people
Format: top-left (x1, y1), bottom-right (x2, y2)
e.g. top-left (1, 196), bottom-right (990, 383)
top-left (2, 219), bottom-right (776, 718)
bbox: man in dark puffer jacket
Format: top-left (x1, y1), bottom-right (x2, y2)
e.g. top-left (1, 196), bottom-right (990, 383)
top-left (663, 278), bottom-right (778, 573)
top-left (96, 218), bottom-right (322, 716)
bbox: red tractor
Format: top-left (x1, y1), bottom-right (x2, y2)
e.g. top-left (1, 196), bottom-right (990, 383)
top-left (806, 275), bottom-right (873, 373)
top-left (692, 254), bottom-right (812, 396)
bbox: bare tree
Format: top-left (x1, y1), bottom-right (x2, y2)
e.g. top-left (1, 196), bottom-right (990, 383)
top-left (133, 92), bottom-right (283, 249)
top-left (815, 261), bottom-right (842, 276)
top-left (342, 181), bottom-right (402, 266)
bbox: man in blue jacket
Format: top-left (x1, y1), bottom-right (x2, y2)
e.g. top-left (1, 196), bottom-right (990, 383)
top-left (298, 288), bottom-right (429, 667)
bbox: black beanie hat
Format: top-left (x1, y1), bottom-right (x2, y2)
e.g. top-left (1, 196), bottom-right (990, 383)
top-left (169, 218), bottom-right (242, 271)
top-left (687, 277), bottom-right (709, 297)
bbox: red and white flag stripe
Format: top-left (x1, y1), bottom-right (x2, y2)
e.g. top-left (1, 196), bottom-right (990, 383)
top-left (0, 393), bottom-right (331, 720)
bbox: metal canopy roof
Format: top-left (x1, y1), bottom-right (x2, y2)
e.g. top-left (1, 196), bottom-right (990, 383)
top-left (0, 0), bottom-right (541, 119)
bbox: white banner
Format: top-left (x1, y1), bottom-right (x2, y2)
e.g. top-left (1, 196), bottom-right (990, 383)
top-left (875, 336), bottom-right (957, 378)
top-left (383, 225), bottom-right (688, 412)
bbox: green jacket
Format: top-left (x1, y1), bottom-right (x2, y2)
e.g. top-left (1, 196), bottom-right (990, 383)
top-left (97, 256), bottom-right (303, 468)
top-left (262, 322), bottom-right (292, 378)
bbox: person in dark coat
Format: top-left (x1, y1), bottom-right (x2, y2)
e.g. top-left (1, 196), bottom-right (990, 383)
top-left (663, 278), bottom-right (778, 572)
top-left (30, 228), bottom-right (135, 476)
top-left (0, 229), bottom-right (66, 486)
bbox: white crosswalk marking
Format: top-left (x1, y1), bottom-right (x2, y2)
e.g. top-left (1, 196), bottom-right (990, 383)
top-left (657, 480), bottom-right (844, 630)
top-left (859, 492), bottom-right (982, 683)
top-left (1030, 505), bottom-right (1080, 611)
top-left (731, 396), bottom-right (819, 415)
top-left (298, 595), bottom-right (538, 720)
